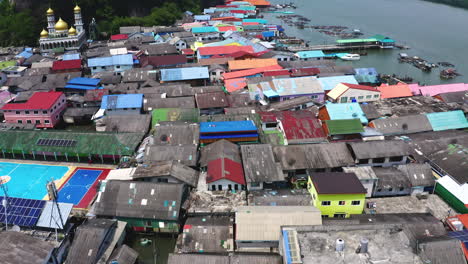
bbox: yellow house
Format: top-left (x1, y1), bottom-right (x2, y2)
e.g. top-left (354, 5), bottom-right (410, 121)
top-left (308, 172), bottom-right (367, 218)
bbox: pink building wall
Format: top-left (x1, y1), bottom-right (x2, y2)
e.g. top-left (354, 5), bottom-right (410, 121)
top-left (3, 94), bottom-right (67, 128)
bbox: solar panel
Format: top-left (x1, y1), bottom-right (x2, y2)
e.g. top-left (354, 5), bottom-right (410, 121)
top-left (36, 139), bottom-right (77, 147)
top-left (0, 197), bottom-right (46, 227)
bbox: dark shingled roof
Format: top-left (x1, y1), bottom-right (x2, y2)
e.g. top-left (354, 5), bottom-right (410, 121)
top-left (241, 144), bottom-right (284, 183)
top-left (108, 244), bottom-right (139, 264)
top-left (152, 122), bottom-right (199, 146)
top-left (195, 91), bottom-right (229, 109)
top-left (0, 231), bottom-right (55, 264)
top-left (370, 114), bottom-right (433, 135)
top-left (145, 145), bottom-right (198, 166)
top-left (133, 161), bottom-right (199, 187)
top-left (348, 140), bottom-right (410, 159)
top-left (145, 97), bottom-right (196, 110)
top-left (310, 172), bottom-right (367, 194)
top-left (94, 180), bottom-right (184, 220)
top-left (66, 219), bottom-right (117, 264)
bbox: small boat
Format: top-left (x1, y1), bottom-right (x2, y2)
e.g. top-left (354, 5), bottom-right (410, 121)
top-left (340, 54), bottom-right (360, 61)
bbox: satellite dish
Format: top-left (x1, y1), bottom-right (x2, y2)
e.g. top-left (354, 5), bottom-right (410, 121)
top-left (11, 225), bottom-right (20, 232)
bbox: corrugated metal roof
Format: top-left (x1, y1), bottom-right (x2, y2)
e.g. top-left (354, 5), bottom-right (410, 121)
top-left (426, 110), bottom-right (468, 131)
top-left (101, 94), bottom-right (143, 109)
top-left (88, 54), bottom-right (133, 67)
top-left (36, 201), bottom-right (73, 229)
top-left (67, 77), bottom-right (101, 87)
top-left (311, 172), bottom-right (367, 194)
top-left (228, 58), bottom-right (278, 71)
top-left (379, 83), bottom-right (413, 99)
top-left (192, 26), bottom-right (217, 33)
top-left (198, 45), bottom-right (254, 56)
top-left (1, 91), bottom-right (63, 110)
top-left (325, 103), bottom-right (368, 124)
top-left (325, 119), bottom-right (364, 135)
top-left (160, 67), bottom-right (209, 82)
top-left (296, 50), bottom-right (326, 59)
top-left (207, 157), bottom-right (245, 184)
top-left (370, 114), bottom-right (433, 135)
top-left (417, 83), bottom-right (468, 97)
top-left (62, 53), bottom-right (81, 61)
top-left (200, 120), bottom-right (257, 133)
top-left (318, 75), bottom-right (358, 91)
top-left (52, 59), bottom-right (81, 71)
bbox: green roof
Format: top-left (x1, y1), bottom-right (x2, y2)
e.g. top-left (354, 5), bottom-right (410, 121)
top-left (325, 119), bottom-right (364, 135)
top-left (0, 130), bottom-right (144, 156)
top-left (151, 108), bottom-right (200, 126)
top-left (0, 60), bottom-right (17, 70)
top-left (336, 38), bottom-right (377, 44)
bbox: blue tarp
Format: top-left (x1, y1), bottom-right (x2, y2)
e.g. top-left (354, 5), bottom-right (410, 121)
top-left (63, 53), bottom-right (81, 61)
top-left (101, 94), bottom-right (143, 109)
top-left (262, 31), bottom-right (275, 38)
top-left (200, 120), bottom-right (257, 133)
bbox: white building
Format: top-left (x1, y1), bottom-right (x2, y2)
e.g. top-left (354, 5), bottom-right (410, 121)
top-left (39, 6), bottom-right (86, 53)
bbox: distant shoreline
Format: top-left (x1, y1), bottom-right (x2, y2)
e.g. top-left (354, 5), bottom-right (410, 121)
top-left (422, 0), bottom-right (468, 9)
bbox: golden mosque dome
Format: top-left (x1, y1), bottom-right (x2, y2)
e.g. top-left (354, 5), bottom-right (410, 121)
top-left (40, 29), bottom-right (49, 38)
top-left (55, 18), bottom-right (69, 31)
top-left (74, 5), bottom-right (81, 12)
top-left (68, 26), bottom-right (77, 36)
top-left (46, 8), bottom-right (54, 15)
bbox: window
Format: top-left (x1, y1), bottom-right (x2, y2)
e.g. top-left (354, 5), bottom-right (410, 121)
top-left (17, 120), bottom-right (22, 124)
top-left (373, 94), bottom-right (379, 98)
top-left (321, 201), bottom-right (331, 206)
top-left (62, 99), bottom-right (65, 103)
top-left (358, 159), bottom-right (369, 164)
top-left (265, 123), bottom-right (277, 128)
top-left (340, 97), bottom-right (348, 103)
top-left (399, 187), bottom-right (405, 191)
top-left (93, 67), bottom-right (96, 70)
top-left (228, 184), bottom-right (232, 190)
top-left (312, 193), bottom-right (316, 200)
top-left (144, 220), bottom-right (152, 227)
top-left (44, 120), bottom-right (50, 124)
top-left (366, 95), bottom-right (372, 99)
top-left (322, 215), bottom-right (329, 218)
top-left (250, 182), bottom-right (260, 187)
top-left (211, 185), bottom-right (216, 191)
top-left (358, 96), bottom-right (364, 100)
top-left (373, 157), bottom-right (385, 163)
top-left (389, 156), bottom-right (403, 162)
top-left (116, 65), bottom-right (121, 69)
top-left (26, 120), bottom-right (32, 124)
top-left (25, 111), bottom-right (30, 114)
top-left (33, 111), bottom-right (38, 115)
top-left (338, 201), bottom-right (346, 205)
top-left (311, 95), bottom-right (318, 99)
top-left (35, 120), bottom-right (40, 124)
top-left (351, 201), bottom-right (361, 206)
top-left (218, 185), bottom-right (222, 191)
top-left (388, 188), bottom-right (393, 192)
top-left (376, 188), bottom-right (382, 192)
top-left (56, 115), bottom-right (59, 119)
top-left (350, 97), bottom-right (356, 102)
top-left (15, 111), bottom-right (20, 114)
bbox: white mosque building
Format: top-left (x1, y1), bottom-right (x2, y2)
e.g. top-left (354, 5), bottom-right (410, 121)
top-left (39, 5), bottom-right (86, 53)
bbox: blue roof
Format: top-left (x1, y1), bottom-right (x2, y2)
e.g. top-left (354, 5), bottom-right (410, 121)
top-left (425, 110), bottom-right (468, 131)
top-left (296, 50), bottom-right (326, 59)
top-left (194, 15), bottom-right (211, 21)
top-left (243, 18), bottom-right (268, 24)
top-left (325, 103), bottom-right (368, 124)
top-left (67, 77), bottom-right (101, 87)
top-left (318, 75), bottom-right (358, 91)
top-left (192, 26), bottom-right (218, 34)
top-left (88, 54), bottom-right (133, 67)
top-left (160, 67), bottom-right (209, 82)
top-left (15, 50), bottom-right (33, 59)
top-left (200, 120), bottom-right (257, 133)
top-left (262, 31), bottom-right (275, 38)
top-left (101, 94), bottom-right (143, 110)
top-left (63, 53), bottom-right (81, 61)
top-left (354, 68), bottom-right (378, 75)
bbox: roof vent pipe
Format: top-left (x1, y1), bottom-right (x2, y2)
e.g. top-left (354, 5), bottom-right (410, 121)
top-left (336, 238), bottom-right (345, 252)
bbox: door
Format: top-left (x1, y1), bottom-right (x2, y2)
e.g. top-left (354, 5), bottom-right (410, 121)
top-left (218, 185), bottom-right (222, 191)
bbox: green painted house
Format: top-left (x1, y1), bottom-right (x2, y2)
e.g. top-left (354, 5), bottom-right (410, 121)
top-left (93, 180), bottom-right (184, 233)
top-left (307, 172), bottom-right (367, 218)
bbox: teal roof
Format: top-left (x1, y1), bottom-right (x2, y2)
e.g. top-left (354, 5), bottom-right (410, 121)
top-left (354, 74), bottom-right (378, 84)
top-left (426, 110), bottom-right (468, 131)
top-left (242, 18), bottom-right (268, 24)
top-left (192, 27), bottom-right (218, 34)
top-left (325, 103), bottom-right (368, 124)
top-left (296, 50), bottom-right (325, 59)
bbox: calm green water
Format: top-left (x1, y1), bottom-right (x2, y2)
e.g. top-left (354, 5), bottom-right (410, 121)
top-left (128, 233), bottom-right (176, 264)
top-left (265, 0), bottom-right (468, 84)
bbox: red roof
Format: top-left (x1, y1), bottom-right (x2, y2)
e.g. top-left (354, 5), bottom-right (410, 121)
top-left (263, 69), bottom-right (290, 77)
top-left (198, 45), bottom-right (254, 56)
top-left (52, 59), bottom-right (82, 71)
top-left (224, 78), bottom-right (247, 92)
top-left (181, 49), bottom-right (195, 55)
top-left (2, 91), bottom-right (63, 110)
top-left (217, 26), bottom-right (238, 32)
top-left (342, 83), bottom-right (379, 92)
top-left (230, 10), bottom-right (248, 14)
top-left (111, 34), bottom-right (128, 41)
top-left (259, 110), bottom-right (326, 142)
top-left (456, 214), bottom-right (468, 229)
top-left (207, 158), bottom-right (246, 185)
top-left (242, 22), bottom-right (260, 26)
top-left (222, 64), bottom-right (283, 80)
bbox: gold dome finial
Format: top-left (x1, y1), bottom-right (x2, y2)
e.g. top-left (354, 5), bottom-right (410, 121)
top-left (74, 5), bottom-right (81, 13)
top-left (40, 29), bottom-right (49, 38)
top-left (68, 26), bottom-right (77, 36)
top-left (46, 8), bottom-right (54, 15)
top-left (55, 18), bottom-right (69, 31)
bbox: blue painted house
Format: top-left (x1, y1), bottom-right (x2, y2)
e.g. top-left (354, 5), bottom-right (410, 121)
top-left (318, 103), bottom-right (368, 124)
top-left (88, 54), bottom-right (134, 74)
